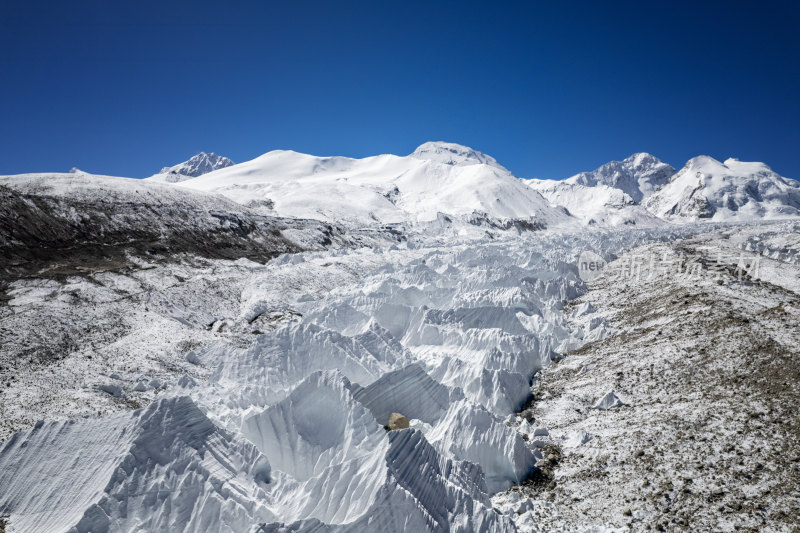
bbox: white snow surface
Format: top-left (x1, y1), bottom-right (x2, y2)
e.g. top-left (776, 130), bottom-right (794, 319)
top-left (531, 152), bottom-right (799, 226)
top-left (178, 142), bottom-right (574, 227)
top-left (526, 180), bottom-right (664, 227)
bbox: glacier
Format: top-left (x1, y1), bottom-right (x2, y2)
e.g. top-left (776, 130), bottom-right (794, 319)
top-left (0, 219), bottom-right (717, 532)
top-left (0, 142), bottom-right (799, 532)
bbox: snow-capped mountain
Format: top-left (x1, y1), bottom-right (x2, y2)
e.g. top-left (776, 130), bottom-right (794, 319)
top-left (564, 152), bottom-right (675, 203)
top-left (525, 152), bottom-right (674, 227)
top-left (179, 142), bottom-right (575, 229)
top-left (526, 179), bottom-right (664, 226)
top-left (139, 145), bottom-right (800, 228)
top-left (644, 156), bottom-right (800, 221)
top-left (530, 152), bottom-right (799, 226)
top-left (146, 152), bottom-right (234, 183)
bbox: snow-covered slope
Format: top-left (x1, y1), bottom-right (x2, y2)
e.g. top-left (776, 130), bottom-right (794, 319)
top-left (143, 146), bottom-right (800, 228)
top-left (146, 152), bottom-right (234, 183)
top-left (644, 156), bottom-right (800, 221)
top-left (179, 142), bottom-right (574, 229)
top-left (565, 153), bottom-right (675, 203)
top-left (527, 179), bottom-right (665, 226)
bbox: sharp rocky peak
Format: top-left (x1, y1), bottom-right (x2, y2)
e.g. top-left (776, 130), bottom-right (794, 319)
top-left (159, 152), bottom-right (235, 178)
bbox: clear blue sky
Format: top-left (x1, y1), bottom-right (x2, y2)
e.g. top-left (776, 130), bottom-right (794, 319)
top-left (1, 0), bottom-right (798, 179)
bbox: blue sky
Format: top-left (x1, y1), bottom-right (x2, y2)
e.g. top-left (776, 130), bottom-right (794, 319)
top-left (1, 0), bottom-right (798, 179)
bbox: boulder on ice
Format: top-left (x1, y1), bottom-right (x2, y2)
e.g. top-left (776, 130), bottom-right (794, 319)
top-left (388, 412), bottom-right (410, 430)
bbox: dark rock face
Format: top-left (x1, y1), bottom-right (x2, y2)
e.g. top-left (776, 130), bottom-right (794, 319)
top-left (467, 211), bottom-right (546, 232)
top-left (693, 196), bottom-right (716, 218)
top-left (0, 179), bottom-right (300, 282)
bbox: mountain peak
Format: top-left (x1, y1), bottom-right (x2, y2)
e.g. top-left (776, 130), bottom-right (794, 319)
top-left (567, 153), bottom-right (675, 202)
top-left (646, 155), bottom-right (800, 221)
top-left (158, 152), bottom-right (234, 178)
top-left (683, 154), bottom-right (722, 168)
top-left (409, 141), bottom-right (507, 171)
top-left (146, 152), bottom-right (235, 183)
top-left (625, 152), bottom-right (663, 166)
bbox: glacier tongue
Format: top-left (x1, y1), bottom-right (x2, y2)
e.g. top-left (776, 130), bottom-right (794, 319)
top-left (3, 142), bottom-right (800, 532)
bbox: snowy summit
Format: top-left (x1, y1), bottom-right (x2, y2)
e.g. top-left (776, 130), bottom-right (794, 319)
top-left (146, 152), bottom-right (234, 183)
top-left (409, 141), bottom-right (508, 171)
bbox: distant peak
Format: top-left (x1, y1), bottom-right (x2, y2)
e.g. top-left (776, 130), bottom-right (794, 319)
top-left (158, 152), bottom-right (235, 178)
top-left (409, 141), bottom-right (507, 170)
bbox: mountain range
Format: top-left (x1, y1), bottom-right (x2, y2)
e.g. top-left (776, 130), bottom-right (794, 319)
top-left (151, 142), bottom-right (800, 227)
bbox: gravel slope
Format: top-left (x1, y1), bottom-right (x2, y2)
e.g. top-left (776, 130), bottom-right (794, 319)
top-left (494, 228), bottom-right (800, 532)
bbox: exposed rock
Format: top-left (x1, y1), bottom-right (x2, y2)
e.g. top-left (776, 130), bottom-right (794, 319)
top-left (388, 412), bottom-right (410, 430)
